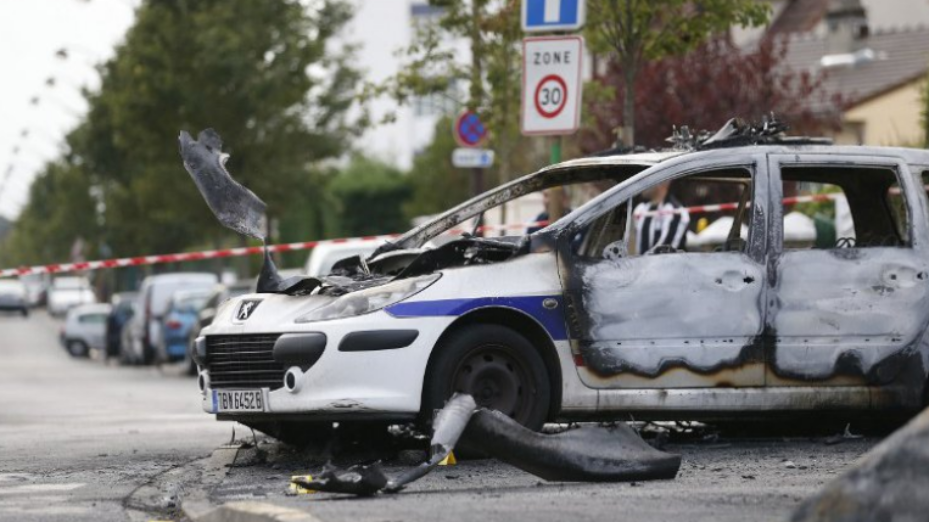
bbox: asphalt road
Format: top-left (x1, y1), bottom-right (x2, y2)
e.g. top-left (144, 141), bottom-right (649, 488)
top-left (0, 310), bottom-right (887, 522)
top-left (0, 310), bottom-right (229, 521)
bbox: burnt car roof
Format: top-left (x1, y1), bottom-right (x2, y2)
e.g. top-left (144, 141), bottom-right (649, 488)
top-left (384, 144), bottom-right (929, 253)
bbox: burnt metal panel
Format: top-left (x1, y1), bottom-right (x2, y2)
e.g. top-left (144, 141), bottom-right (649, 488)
top-left (765, 153), bottom-right (929, 396)
top-left (556, 154), bottom-right (770, 389)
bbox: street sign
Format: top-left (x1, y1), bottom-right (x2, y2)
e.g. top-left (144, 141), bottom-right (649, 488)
top-left (522, 0), bottom-right (586, 33)
top-left (521, 36), bottom-right (583, 136)
top-left (452, 148), bottom-right (495, 169)
top-left (453, 111), bottom-right (489, 148)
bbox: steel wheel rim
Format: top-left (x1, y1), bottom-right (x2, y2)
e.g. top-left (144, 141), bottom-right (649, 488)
top-left (450, 343), bottom-right (536, 425)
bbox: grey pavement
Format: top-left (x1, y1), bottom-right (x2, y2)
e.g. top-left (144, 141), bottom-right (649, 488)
top-left (0, 310), bottom-right (229, 521)
top-left (0, 310), bottom-right (885, 522)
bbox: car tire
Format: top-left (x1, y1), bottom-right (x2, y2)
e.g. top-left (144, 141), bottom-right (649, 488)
top-left (20, 308), bottom-right (28, 318)
top-left (422, 324), bottom-right (551, 431)
top-left (118, 333), bottom-right (135, 365)
top-left (66, 340), bottom-right (89, 358)
top-left (141, 341), bottom-right (155, 365)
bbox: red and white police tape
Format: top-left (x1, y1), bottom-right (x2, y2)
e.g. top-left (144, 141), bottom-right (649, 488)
top-left (0, 193), bottom-right (840, 278)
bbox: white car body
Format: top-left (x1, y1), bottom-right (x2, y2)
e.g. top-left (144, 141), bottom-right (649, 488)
top-left (196, 144), bottom-right (929, 430)
top-left (63, 303), bottom-right (112, 352)
top-left (47, 277), bottom-right (97, 317)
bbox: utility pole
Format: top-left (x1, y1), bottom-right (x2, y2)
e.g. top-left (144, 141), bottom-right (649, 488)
top-left (470, 0), bottom-right (484, 198)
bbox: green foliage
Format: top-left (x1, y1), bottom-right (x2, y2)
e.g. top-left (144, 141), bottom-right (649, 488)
top-left (368, 0), bottom-right (541, 189)
top-left (585, 0), bottom-right (770, 144)
top-left (2, 0), bottom-right (360, 268)
top-left (404, 117), bottom-right (472, 220)
top-left (0, 160), bottom-right (101, 266)
top-left (922, 71), bottom-right (929, 148)
top-left (329, 156), bottom-right (413, 237)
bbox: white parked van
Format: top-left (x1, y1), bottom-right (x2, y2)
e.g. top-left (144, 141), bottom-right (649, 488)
top-left (124, 272), bottom-right (218, 364)
top-left (47, 277), bottom-right (97, 317)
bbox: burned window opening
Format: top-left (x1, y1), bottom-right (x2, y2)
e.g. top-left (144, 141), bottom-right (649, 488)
top-left (780, 166), bottom-right (910, 250)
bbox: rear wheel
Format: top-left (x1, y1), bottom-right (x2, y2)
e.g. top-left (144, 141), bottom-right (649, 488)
top-left (422, 324), bottom-right (550, 431)
top-left (66, 340), bottom-right (89, 358)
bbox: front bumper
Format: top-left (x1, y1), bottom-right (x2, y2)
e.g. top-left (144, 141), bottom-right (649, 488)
top-left (0, 296), bottom-right (26, 310)
top-left (199, 310), bottom-right (453, 419)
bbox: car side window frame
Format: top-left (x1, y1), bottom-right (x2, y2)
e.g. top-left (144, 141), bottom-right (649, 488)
top-left (557, 152), bottom-right (769, 265)
top-left (767, 153), bottom-right (921, 255)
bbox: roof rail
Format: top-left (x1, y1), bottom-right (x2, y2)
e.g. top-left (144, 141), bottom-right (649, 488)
top-left (695, 115), bottom-right (832, 150)
top-left (583, 114), bottom-right (832, 160)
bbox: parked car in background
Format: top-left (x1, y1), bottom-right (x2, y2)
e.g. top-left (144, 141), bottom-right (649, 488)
top-left (62, 303), bottom-right (112, 357)
top-left (122, 272), bottom-right (218, 364)
top-left (304, 242), bottom-right (383, 277)
top-left (183, 280), bottom-right (254, 374)
top-left (158, 288), bottom-right (213, 364)
top-left (19, 274), bottom-right (49, 308)
top-left (0, 279), bottom-right (29, 317)
top-left (106, 292), bottom-right (138, 360)
top-left (47, 276), bottom-right (97, 317)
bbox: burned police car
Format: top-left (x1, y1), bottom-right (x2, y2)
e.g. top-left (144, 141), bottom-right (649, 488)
top-left (180, 120), bottom-right (929, 442)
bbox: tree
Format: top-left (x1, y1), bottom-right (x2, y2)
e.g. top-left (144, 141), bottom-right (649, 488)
top-left (329, 156), bottom-right (412, 237)
top-left (369, 1), bottom-right (544, 194)
top-left (22, 0), bottom-right (361, 263)
top-left (403, 116), bottom-right (472, 221)
top-left (0, 159), bottom-right (100, 267)
top-left (581, 37), bottom-right (845, 152)
top-left (585, 0), bottom-right (770, 146)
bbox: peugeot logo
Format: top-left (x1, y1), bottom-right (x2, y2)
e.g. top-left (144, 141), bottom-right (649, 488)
top-left (236, 300), bottom-right (261, 321)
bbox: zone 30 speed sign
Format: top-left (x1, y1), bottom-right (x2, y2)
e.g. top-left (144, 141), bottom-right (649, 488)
top-left (521, 36), bottom-right (584, 136)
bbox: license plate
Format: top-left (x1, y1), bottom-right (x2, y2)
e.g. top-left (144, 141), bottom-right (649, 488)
top-left (213, 390), bottom-right (265, 413)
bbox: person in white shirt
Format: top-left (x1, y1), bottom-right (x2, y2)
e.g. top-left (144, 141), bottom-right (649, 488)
top-left (634, 181), bottom-right (690, 254)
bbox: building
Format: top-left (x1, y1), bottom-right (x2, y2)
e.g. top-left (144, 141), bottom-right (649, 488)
top-left (744, 0), bottom-right (929, 146)
top-left (345, 1), bottom-right (467, 170)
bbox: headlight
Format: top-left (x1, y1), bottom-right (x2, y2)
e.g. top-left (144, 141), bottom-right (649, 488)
top-left (295, 274), bottom-right (440, 323)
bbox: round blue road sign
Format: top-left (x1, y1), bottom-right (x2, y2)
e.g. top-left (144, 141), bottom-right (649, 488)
top-left (454, 111), bottom-right (488, 148)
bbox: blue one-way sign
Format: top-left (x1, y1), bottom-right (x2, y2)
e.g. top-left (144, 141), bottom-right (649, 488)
top-left (522, 0), bottom-right (586, 32)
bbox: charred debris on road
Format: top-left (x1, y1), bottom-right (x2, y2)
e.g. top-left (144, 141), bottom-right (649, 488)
top-left (289, 394), bottom-right (681, 497)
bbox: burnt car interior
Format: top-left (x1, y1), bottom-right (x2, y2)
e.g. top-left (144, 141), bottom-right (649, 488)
top-left (781, 166), bottom-right (908, 249)
top-left (576, 168), bottom-right (754, 259)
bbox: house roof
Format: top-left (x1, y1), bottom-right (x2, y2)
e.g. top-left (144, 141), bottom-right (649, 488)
top-left (782, 26), bottom-right (929, 109)
top-left (768, 0), bottom-right (831, 36)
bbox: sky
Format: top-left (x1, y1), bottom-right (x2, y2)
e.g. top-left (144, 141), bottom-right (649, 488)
top-left (0, 0), bottom-right (137, 220)
top-left (0, 0), bottom-right (422, 221)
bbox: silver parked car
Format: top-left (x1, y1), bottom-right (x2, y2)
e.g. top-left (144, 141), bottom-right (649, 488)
top-left (62, 303), bottom-right (112, 357)
top-left (0, 279), bottom-right (29, 317)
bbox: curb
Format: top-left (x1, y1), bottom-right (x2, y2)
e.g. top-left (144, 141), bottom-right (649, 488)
top-left (193, 501), bottom-right (320, 522)
top-left (181, 444), bottom-right (322, 522)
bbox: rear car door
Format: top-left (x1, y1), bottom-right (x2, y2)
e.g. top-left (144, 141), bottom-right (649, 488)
top-left (559, 153), bottom-right (769, 388)
top-left (766, 153), bottom-right (929, 393)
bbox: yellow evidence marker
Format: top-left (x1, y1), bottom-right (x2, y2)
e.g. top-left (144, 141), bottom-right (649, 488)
top-left (438, 452), bottom-right (457, 466)
top-left (289, 475), bottom-right (317, 495)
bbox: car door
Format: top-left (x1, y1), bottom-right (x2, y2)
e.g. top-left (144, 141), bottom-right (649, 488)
top-left (766, 153), bottom-right (929, 389)
top-left (558, 154), bottom-right (769, 388)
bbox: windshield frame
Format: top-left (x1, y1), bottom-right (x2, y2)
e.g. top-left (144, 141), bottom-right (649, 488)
top-left (382, 154), bottom-right (678, 253)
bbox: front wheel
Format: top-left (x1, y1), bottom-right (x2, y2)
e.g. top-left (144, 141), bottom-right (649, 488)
top-left (66, 340), bottom-right (89, 358)
top-left (422, 324), bottom-right (550, 431)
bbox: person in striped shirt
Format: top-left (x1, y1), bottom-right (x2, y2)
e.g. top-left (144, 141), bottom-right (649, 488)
top-left (634, 181), bottom-right (690, 254)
